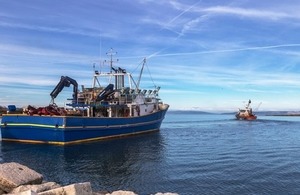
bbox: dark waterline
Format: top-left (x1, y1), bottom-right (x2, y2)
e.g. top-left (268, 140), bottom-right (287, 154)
top-left (1, 113), bottom-right (300, 194)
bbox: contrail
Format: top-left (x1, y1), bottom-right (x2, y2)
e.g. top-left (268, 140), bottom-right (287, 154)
top-left (147, 1), bottom-right (203, 59)
top-left (118, 43), bottom-right (300, 60)
top-left (164, 0), bottom-right (202, 29)
top-left (150, 43), bottom-right (300, 58)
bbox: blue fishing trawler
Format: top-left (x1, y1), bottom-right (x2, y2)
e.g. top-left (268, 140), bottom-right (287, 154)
top-left (0, 49), bottom-right (169, 145)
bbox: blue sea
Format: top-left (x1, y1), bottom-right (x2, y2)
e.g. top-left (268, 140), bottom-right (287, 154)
top-left (1, 111), bottom-right (300, 195)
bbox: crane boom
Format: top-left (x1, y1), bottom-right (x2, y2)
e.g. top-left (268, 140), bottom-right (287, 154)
top-left (50, 76), bottom-right (78, 104)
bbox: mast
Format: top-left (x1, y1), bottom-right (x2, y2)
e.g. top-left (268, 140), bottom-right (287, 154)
top-left (137, 58), bottom-right (146, 89)
top-left (105, 48), bottom-right (118, 73)
top-left (246, 99), bottom-right (251, 109)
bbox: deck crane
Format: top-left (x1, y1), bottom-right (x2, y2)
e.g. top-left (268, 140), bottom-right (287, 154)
top-left (50, 76), bottom-right (78, 105)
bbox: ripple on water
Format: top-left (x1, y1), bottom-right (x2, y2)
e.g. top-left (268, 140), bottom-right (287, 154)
top-left (1, 113), bottom-right (300, 194)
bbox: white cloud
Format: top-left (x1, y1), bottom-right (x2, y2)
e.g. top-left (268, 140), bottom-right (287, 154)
top-left (203, 6), bottom-right (292, 20)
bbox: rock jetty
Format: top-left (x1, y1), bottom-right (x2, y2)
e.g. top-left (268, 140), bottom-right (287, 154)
top-left (0, 162), bottom-right (178, 195)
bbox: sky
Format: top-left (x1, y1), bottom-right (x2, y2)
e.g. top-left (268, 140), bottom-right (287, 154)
top-left (1, 0), bottom-right (300, 112)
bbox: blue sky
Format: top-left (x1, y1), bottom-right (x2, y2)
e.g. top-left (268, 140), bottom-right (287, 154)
top-left (1, 0), bottom-right (300, 111)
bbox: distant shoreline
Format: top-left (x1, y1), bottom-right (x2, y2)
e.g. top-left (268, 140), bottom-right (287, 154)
top-left (266, 114), bottom-right (300, 116)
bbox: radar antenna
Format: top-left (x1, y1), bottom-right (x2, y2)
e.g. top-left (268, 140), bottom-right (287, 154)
top-left (105, 48), bottom-right (118, 73)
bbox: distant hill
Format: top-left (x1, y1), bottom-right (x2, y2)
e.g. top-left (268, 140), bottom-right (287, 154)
top-left (168, 110), bottom-right (215, 115)
top-left (256, 111), bottom-right (300, 116)
top-left (168, 110), bottom-right (300, 116)
top-left (221, 111), bottom-right (300, 116)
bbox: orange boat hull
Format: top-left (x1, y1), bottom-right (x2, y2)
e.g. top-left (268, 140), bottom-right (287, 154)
top-left (236, 114), bottom-right (257, 120)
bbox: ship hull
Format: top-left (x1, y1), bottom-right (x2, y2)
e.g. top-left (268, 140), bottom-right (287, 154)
top-left (235, 114), bottom-right (257, 120)
top-left (0, 109), bottom-right (168, 145)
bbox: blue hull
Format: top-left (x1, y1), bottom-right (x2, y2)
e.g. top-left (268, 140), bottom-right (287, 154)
top-left (0, 109), bottom-right (168, 145)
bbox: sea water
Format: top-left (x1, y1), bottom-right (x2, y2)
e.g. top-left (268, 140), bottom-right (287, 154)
top-left (1, 112), bottom-right (300, 195)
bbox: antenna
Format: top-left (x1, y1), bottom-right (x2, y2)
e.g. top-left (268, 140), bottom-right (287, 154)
top-left (99, 34), bottom-right (102, 61)
top-left (105, 48), bottom-right (118, 73)
top-left (99, 35), bottom-right (102, 72)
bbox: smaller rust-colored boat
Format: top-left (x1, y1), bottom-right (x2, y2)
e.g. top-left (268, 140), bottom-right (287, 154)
top-left (235, 99), bottom-right (257, 120)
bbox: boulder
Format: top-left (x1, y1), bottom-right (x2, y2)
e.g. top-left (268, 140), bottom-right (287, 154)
top-left (106, 191), bottom-right (137, 195)
top-left (10, 190), bottom-right (38, 195)
top-left (38, 182), bottom-right (92, 195)
top-left (0, 162), bottom-right (43, 192)
top-left (154, 193), bottom-right (179, 195)
top-left (10, 182), bottom-right (60, 194)
top-left (0, 188), bottom-right (5, 194)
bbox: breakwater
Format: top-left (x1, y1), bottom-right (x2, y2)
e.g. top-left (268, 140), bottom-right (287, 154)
top-left (0, 162), bottom-right (178, 195)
